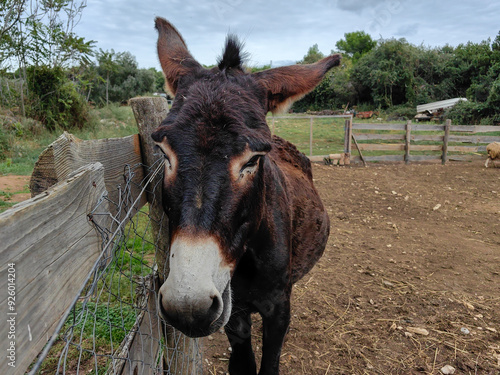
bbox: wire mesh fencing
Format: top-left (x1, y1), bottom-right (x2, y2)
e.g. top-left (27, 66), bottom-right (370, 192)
top-left (30, 158), bottom-right (203, 375)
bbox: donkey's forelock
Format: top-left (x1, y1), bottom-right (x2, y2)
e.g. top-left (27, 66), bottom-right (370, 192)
top-left (217, 35), bottom-right (248, 73)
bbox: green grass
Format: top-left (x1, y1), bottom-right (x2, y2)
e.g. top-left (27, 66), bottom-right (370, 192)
top-left (33, 205), bottom-right (158, 373)
top-left (0, 199), bottom-right (14, 211)
top-left (270, 115), bottom-right (347, 155)
top-left (34, 300), bottom-right (136, 374)
top-left (0, 104), bottom-right (138, 176)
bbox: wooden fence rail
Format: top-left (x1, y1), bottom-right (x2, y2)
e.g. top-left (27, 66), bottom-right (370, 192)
top-left (0, 163), bottom-right (111, 374)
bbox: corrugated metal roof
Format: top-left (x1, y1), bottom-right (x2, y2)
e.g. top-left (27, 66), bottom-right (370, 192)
top-left (416, 98), bottom-right (467, 113)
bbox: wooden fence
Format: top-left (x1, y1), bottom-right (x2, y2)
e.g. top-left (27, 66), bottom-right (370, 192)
top-left (0, 97), bottom-right (199, 375)
top-left (271, 115), bottom-right (499, 165)
top-left (348, 119), bottom-right (500, 164)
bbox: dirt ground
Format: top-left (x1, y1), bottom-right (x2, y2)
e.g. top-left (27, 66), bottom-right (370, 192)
top-left (0, 175), bottom-right (31, 203)
top-left (203, 160), bottom-right (500, 375)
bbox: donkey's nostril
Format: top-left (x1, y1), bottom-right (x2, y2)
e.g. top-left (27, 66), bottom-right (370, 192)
top-left (208, 293), bottom-right (223, 323)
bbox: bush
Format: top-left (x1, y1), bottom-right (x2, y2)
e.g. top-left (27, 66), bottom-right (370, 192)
top-left (26, 66), bottom-right (90, 130)
top-left (445, 100), bottom-right (488, 125)
top-left (385, 104), bottom-right (417, 121)
top-left (0, 126), bottom-right (10, 160)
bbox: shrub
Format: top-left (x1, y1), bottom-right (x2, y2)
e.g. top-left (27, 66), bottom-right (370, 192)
top-left (0, 126), bottom-right (10, 160)
top-left (385, 104), bottom-right (417, 121)
top-left (445, 100), bottom-right (487, 125)
top-left (26, 66), bottom-right (90, 130)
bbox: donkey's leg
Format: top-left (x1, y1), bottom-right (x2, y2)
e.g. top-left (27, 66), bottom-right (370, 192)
top-left (225, 307), bottom-right (257, 375)
top-left (258, 295), bottom-right (291, 375)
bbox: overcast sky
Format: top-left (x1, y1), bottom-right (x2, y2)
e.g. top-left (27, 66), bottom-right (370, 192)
top-left (75, 0), bottom-right (500, 69)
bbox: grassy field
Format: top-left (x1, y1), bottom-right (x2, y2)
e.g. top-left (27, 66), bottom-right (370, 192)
top-left (270, 115), bottom-right (348, 155)
top-left (0, 104), bottom-right (139, 176)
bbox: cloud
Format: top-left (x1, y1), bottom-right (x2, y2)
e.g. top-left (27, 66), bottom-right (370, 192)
top-left (396, 23), bottom-right (419, 38)
top-left (336, 0), bottom-right (389, 13)
top-left (73, 0), bottom-right (500, 69)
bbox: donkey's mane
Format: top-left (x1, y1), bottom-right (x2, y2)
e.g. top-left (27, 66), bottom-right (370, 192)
top-left (217, 35), bottom-right (248, 73)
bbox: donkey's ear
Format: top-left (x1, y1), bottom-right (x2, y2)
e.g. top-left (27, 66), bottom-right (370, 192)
top-left (155, 17), bottom-right (202, 96)
top-left (253, 54), bottom-right (342, 114)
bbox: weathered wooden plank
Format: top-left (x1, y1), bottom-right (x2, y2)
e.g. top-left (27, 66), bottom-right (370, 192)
top-left (358, 144), bottom-right (405, 151)
top-left (354, 133), bottom-right (405, 141)
top-left (448, 135), bottom-right (500, 144)
top-left (448, 145), bottom-right (487, 153)
top-left (450, 125), bottom-right (500, 133)
top-left (362, 155), bottom-right (404, 162)
top-left (30, 132), bottom-right (146, 216)
top-left (124, 278), bottom-right (162, 375)
top-left (129, 97), bottom-right (169, 281)
top-left (344, 119), bottom-right (352, 164)
top-left (405, 121), bottom-right (411, 165)
top-left (130, 96), bottom-right (199, 375)
top-left (412, 145), bottom-right (443, 151)
top-left (0, 163), bottom-right (109, 375)
top-left (412, 124), bottom-right (445, 131)
top-left (449, 154), bottom-right (485, 161)
top-left (308, 154), bottom-right (344, 162)
top-left (412, 135), bottom-right (443, 142)
top-left (442, 119), bottom-right (451, 164)
top-left (352, 123), bottom-right (406, 131)
top-left (408, 155), bottom-right (442, 162)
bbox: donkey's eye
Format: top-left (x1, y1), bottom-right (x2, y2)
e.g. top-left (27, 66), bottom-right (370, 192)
top-left (154, 145), bottom-right (172, 169)
top-left (241, 155), bottom-right (262, 171)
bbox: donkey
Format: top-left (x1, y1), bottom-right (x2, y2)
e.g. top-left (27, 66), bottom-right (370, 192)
top-left (152, 17), bottom-right (340, 375)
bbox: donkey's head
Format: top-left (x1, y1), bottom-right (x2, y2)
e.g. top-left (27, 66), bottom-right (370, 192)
top-left (152, 18), bottom-right (340, 337)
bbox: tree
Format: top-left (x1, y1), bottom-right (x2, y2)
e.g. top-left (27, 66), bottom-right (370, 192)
top-left (0, 0), bottom-right (26, 69)
top-left (96, 49), bottom-right (119, 105)
top-left (0, 0), bottom-right (94, 128)
top-left (88, 50), bottom-right (157, 105)
top-left (351, 38), bottom-right (419, 108)
top-left (298, 44), bottom-right (325, 64)
top-left (335, 31), bottom-right (376, 62)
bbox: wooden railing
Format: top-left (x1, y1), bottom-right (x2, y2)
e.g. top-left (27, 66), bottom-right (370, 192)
top-left (348, 119), bottom-right (500, 164)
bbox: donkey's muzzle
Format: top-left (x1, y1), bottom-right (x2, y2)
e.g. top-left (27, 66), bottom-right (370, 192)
top-left (157, 233), bottom-right (232, 337)
top-left (158, 281), bottom-right (230, 337)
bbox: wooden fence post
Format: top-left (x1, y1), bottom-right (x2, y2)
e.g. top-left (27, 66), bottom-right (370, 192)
top-left (343, 117), bottom-right (352, 165)
top-left (405, 120), bottom-right (412, 164)
top-left (129, 96), bottom-right (198, 375)
top-left (129, 97), bottom-right (170, 280)
top-left (442, 119), bottom-right (451, 164)
top-left (309, 117), bottom-right (313, 157)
